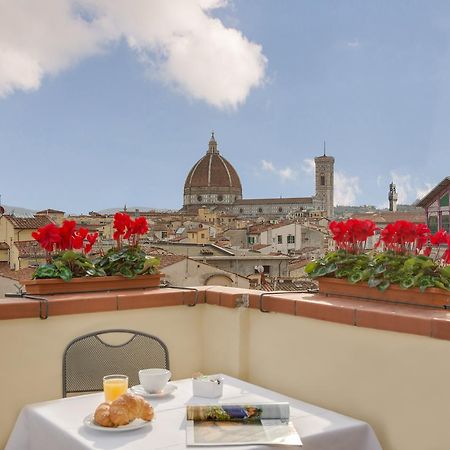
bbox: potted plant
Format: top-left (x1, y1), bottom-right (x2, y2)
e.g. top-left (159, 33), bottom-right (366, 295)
top-left (22, 213), bottom-right (161, 295)
top-left (305, 219), bottom-right (450, 308)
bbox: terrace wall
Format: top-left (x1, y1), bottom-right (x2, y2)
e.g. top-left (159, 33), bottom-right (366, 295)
top-left (1, 286), bottom-right (450, 450)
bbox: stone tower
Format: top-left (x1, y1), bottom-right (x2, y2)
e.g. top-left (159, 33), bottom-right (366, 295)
top-left (314, 143), bottom-right (335, 217)
top-left (388, 182), bottom-right (398, 212)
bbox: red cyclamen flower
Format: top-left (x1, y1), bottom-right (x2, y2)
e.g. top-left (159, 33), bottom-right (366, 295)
top-left (32, 223), bottom-right (61, 252)
top-left (84, 232), bottom-right (99, 254)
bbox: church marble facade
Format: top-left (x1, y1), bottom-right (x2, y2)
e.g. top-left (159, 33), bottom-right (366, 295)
top-left (182, 133), bottom-right (334, 218)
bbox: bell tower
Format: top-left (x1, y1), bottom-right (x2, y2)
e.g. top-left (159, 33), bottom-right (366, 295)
top-left (388, 182), bottom-right (398, 212)
top-left (314, 142), bottom-right (335, 217)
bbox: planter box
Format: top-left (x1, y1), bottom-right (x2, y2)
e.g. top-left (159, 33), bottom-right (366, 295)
top-left (22, 274), bottom-right (162, 295)
top-left (318, 277), bottom-right (450, 309)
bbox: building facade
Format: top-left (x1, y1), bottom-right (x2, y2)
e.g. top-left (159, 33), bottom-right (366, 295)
top-left (417, 177), bottom-right (450, 233)
top-left (182, 133), bottom-right (335, 218)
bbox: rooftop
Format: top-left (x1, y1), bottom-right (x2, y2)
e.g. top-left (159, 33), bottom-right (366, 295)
top-left (4, 214), bottom-right (53, 229)
top-left (234, 197), bottom-right (313, 205)
top-left (14, 240), bottom-right (46, 258)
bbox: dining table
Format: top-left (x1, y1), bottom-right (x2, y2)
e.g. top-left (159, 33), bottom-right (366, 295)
top-left (5, 374), bottom-right (382, 450)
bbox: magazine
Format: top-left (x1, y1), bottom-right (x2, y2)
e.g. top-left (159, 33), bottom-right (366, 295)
top-left (186, 403), bottom-right (302, 447)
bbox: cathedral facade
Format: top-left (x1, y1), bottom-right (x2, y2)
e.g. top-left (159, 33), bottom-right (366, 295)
top-left (183, 133), bottom-right (334, 218)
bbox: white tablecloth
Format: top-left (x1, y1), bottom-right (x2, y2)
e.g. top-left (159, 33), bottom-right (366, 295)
top-left (6, 375), bottom-right (382, 450)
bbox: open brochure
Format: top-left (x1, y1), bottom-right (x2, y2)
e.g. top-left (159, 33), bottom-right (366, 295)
top-left (186, 403), bottom-right (302, 447)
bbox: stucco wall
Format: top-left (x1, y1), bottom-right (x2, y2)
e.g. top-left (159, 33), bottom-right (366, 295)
top-left (202, 306), bottom-right (450, 450)
top-left (2, 299), bottom-right (450, 450)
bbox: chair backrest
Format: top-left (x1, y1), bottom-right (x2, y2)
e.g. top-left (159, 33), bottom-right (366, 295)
top-left (62, 329), bottom-right (169, 397)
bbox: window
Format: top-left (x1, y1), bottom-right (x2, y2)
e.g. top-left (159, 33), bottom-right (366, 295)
top-left (278, 207), bottom-right (283, 212)
top-left (428, 215), bottom-right (438, 234)
top-left (248, 236), bottom-right (255, 244)
top-left (320, 174), bottom-right (325, 186)
top-left (287, 235), bottom-right (295, 244)
top-left (440, 193), bottom-right (449, 207)
top-left (258, 207), bottom-right (263, 213)
top-left (442, 214), bottom-right (449, 232)
top-left (217, 195), bottom-right (223, 202)
top-left (161, 231), bottom-right (167, 239)
top-left (201, 233), bottom-right (205, 238)
top-left (263, 265), bottom-right (270, 274)
top-left (197, 195), bottom-right (202, 202)
top-left (277, 235), bottom-right (282, 244)
top-left (239, 208), bottom-right (244, 213)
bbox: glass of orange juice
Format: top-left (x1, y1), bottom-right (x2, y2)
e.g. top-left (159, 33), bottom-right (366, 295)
top-left (103, 374), bottom-right (128, 402)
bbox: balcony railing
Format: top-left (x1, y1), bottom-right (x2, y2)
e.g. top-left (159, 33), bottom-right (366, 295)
top-left (1, 286), bottom-right (449, 450)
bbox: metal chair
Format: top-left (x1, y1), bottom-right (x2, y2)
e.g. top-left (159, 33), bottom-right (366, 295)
top-left (62, 329), bottom-right (169, 397)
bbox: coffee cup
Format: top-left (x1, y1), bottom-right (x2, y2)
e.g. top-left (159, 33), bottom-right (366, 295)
top-left (138, 368), bottom-right (171, 393)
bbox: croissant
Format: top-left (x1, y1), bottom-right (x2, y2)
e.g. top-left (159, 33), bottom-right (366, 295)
top-left (94, 402), bottom-right (114, 427)
top-left (94, 393), bottom-right (154, 427)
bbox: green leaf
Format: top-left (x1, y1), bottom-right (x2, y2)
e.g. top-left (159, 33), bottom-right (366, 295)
top-left (335, 269), bottom-right (350, 278)
top-left (434, 280), bottom-right (447, 290)
top-left (368, 277), bottom-right (382, 288)
top-left (304, 262), bottom-right (317, 274)
top-left (325, 263), bottom-right (337, 274)
top-left (58, 266), bottom-right (73, 282)
top-left (378, 280), bottom-right (390, 292)
top-left (400, 277), bottom-right (414, 289)
top-left (119, 266), bottom-right (134, 278)
top-left (314, 266), bottom-right (329, 277)
top-left (348, 271), bottom-right (363, 284)
top-left (33, 264), bottom-right (58, 279)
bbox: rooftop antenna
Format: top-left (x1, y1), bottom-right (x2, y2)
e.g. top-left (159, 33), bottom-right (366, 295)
top-left (323, 141), bottom-right (326, 156)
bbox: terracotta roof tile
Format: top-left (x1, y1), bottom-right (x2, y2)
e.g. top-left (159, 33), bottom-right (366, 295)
top-left (234, 197), bottom-right (313, 205)
top-left (184, 152), bottom-right (241, 191)
top-left (5, 215), bottom-right (53, 229)
top-left (252, 244), bottom-right (271, 251)
top-left (351, 211), bottom-right (426, 224)
top-left (13, 240), bottom-right (46, 258)
top-left (35, 209), bottom-right (65, 214)
top-left (257, 278), bottom-right (318, 292)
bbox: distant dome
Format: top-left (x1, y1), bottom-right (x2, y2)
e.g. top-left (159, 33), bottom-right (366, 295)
top-left (183, 133), bottom-right (242, 211)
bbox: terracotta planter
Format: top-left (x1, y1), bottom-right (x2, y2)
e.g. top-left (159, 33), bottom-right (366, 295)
top-left (22, 274), bottom-right (162, 295)
top-left (318, 277), bottom-right (450, 308)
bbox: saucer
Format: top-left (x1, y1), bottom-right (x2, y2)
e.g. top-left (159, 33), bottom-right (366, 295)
top-left (130, 383), bottom-right (177, 398)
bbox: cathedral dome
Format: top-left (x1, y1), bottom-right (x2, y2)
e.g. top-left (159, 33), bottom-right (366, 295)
top-left (183, 133), bottom-right (242, 210)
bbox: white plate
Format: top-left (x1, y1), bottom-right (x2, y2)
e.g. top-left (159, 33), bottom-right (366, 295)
top-left (83, 414), bottom-right (152, 432)
top-left (130, 383), bottom-right (177, 398)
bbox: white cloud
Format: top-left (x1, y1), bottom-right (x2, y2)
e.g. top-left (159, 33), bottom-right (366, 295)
top-left (389, 171), bottom-right (435, 204)
top-left (0, 0), bottom-right (267, 109)
top-left (347, 39), bottom-right (360, 48)
top-left (301, 158), bottom-right (315, 175)
top-left (261, 160), bottom-right (296, 182)
top-left (415, 183), bottom-right (433, 201)
top-left (334, 171), bottom-right (361, 206)
top-left (279, 168), bottom-right (295, 181)
top-left (261, 160), bottom-right (275, 172)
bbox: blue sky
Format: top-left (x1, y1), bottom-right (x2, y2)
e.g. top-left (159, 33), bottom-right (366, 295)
top-left (0, 0), bottom-right (449, 213)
